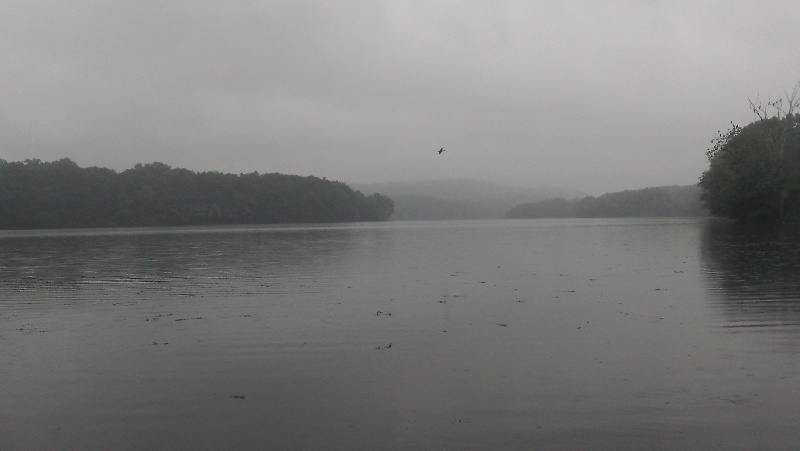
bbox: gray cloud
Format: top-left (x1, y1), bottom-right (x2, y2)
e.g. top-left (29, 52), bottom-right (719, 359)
top-left (2, 0), bottom-right (798, 194)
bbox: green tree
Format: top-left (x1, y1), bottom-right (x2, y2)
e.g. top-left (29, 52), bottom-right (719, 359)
top-left (700, 84), bottom-right (800, 223)
top-left (358, 193), bottom-right (394, 221)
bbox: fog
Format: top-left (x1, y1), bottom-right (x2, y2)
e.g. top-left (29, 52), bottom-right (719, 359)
top-left (2, 1), bottom-right (798, 194)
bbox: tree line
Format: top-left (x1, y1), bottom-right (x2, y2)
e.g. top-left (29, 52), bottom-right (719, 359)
top-left (505, 185), bottom-right (707, 219)
top-left (0, 159), bottom-right (394, 229)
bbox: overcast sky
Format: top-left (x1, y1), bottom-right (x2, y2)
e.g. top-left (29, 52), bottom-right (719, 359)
top-left (2, 1), bottom-right (799, 194)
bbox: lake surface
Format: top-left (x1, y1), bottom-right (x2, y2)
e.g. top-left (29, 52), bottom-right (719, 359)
top-left (1, 218), bottom-right (799, 449)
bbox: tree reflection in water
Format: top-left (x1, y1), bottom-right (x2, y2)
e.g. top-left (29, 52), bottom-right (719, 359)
top-left (701, 218), bottom-right (800, 331)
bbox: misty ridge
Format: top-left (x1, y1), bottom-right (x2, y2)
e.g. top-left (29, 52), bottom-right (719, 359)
top-left (351, 180), bottom-right (585, 220)
top-left (506, 185), bottom-right (707, 219)
top-left (354, 180), bottom-right (706, 220)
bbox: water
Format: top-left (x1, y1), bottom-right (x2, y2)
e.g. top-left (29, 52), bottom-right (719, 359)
top-left (1, 218), bottom-right (799, 449)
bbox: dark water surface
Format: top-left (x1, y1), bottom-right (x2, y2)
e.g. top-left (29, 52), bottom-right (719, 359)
top-left (2, 218), bottom-right (799, 449)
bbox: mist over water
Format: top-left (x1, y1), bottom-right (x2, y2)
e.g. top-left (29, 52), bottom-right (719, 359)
top-left (2, 219), bottom-right (799, 449)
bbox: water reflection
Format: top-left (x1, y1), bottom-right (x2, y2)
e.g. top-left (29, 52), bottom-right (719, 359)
top-left (701, 219), bottom-right (800, 330)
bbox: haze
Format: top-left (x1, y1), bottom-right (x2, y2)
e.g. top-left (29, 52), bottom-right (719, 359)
top-left (2, 1), bottom-right (798, 195)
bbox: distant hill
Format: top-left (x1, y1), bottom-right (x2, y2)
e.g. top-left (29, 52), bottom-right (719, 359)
top-left (352, 179), bottom-right (587, 220)
top-left (506, 184), bottom-right (708, 219)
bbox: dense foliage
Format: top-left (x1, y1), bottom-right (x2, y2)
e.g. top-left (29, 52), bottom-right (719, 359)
top-left (0, 159), bottom-right (393, 229)
top-left (699, 115), bottom-right (800, 223)
top-left (505, 185), bottom-right (707, 219)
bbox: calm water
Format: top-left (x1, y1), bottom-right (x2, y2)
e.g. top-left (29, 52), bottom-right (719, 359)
top-left (1, 218), bottom-right (799, 449)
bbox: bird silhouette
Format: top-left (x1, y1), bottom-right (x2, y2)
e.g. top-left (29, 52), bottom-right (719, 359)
top-left (438, 147), bottom-right (445, 154)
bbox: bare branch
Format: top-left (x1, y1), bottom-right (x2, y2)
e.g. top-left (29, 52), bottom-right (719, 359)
top-left (748, 94), bottom-right (771, 120)
top-left (785, 80), bottom-right (800, 116)
top-left (749, 82), bottom-right (800, 120)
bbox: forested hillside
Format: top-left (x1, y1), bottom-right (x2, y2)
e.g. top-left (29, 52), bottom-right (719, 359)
top-left (0, 159), bottom-right (393, 229)
top-left (506, 185), bottom-right (707, 219)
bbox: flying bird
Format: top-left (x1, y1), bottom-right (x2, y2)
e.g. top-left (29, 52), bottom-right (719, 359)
top-left (438, 147), bottom-right (445, 154)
